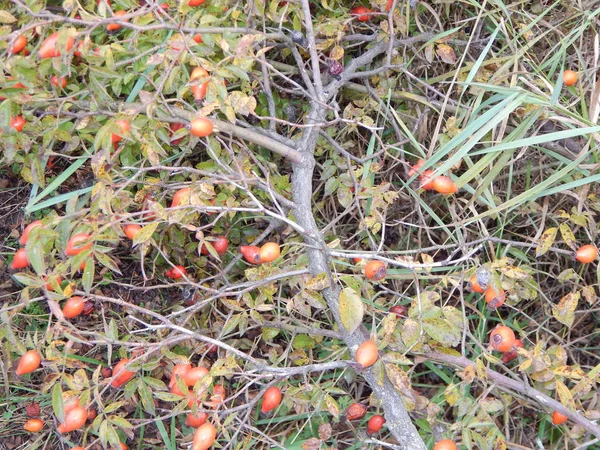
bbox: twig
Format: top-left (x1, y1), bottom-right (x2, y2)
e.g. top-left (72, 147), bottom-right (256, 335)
top-left (425, 351), bottom-right (600, 440)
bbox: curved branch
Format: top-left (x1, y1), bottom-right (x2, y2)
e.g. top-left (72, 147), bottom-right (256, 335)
top-left (212, 119), bottom-right (302, 164)
top-left (425, 351), bottom-right (600, 440)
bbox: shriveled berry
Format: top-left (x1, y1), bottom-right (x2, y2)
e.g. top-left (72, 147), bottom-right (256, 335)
top-left (26, 402), bottom-right (40, 418)
top-left (328, 60), bottom-right (344, 78)
top-left (345, 402), bottom-right (367, 421)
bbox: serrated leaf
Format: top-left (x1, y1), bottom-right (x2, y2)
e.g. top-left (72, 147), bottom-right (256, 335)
top-left (423, 318), bottom-right (461, 347)
top-left (480, 397), bottom-right (504, 413)
top-left (228, 91), bottom-right (256, 116)
top-left (94, 251), bottom-right (122, 275)
top-left (536, 227), bottom-right (557, 257)
top-left (133, 222), bottom-right (158, 245)
top-left (338, 287), bottom-right (363, 333)
top-left (381, 351), bottom-right (414, 366)
top-left (558, 269), bottom-right (579, 282)
top-left (552, 292), bottom-right (579, 327)
top-left (559, 223), bottom-right (576, 250)
top-left (24, 239), bottom-right (45, 275)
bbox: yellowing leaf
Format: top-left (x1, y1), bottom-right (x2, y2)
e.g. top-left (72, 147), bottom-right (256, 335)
top-left (338, 287), bottom-right (363, 333)
top-left (559, 223), bottom-right (576, 250)
top-left (329, 45), bottom-right (344, 60)
top-left (552, 292), bottom-right (579, 327)
top-left (133, 222), bottom-right (158, 246)
top-left (228, 91), bottom-right (257, 116)
top-left (324, 394), bottom-right (340, 418)
top-left (423, 318), bottom-right (461, 347)
top-left (582, 285), bottom-right (596, 305)
top-left (555, 380), bottom-right (576, 411)
top-left (436, 43), bottom-right (457, 64)
top-left (536, 227), bottom-right (557, 257)
top-left (305, 273), bottom-right (330, 291)
top-left (0, 10), bottom-right (17, 23)
top-left (499, 265), bottom-right (530, 280)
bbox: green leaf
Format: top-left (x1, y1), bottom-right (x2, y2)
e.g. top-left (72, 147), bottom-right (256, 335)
top-left (324, 177), bottom-right (339, 196)
top-left (52, 383), bottom-right (64, 422)
top-left (292, 334), bottom-right (316, 349)
top-left (137, 381), bottom-right (156, 415)
top-left (109, 414), bottom-right (135, 429)
top-left (423, 318), bottom-right (461, 347)
top-left (133, 222), bottom-right (159, 245)
top-left (262, 327), bottom-right (280, 341)
top-left (222, 313), bottom-right (241, 336)
top-left (81, 258), bottom-right (95, 293)
top-left (338, 287), bottom-right (363, 333)
top-left (337, 184), bottom-right (352, 208)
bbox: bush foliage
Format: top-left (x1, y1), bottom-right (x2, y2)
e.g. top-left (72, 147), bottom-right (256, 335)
top-left (1, 0), bottom-right (600, 449)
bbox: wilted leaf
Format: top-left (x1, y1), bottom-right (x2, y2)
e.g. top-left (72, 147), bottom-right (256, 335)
top-left (436, 43), bottom-right (457, 64)
top-left (324, 394), bottom-right (339, 418)
top-left (458, 364), bottom-right (475, 383)
top-left (338, 287), bottom-right (363, 333)
top-left (382, 351), bottom-right (414, 366)
top-left (301, 289), bottom-right (327, 309)
top-left (302, 438), bottom-right (322, 450)
top-left (536, 227), bottom-right (557, 257)
top-left (581, 285), bottom-right (596, 305)
top-left (228, 91), bottom-right (257, 116)
top-left (305, 273), bottom-right (330, 291)
top-left (552, 292), bottom-right (579, 327)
